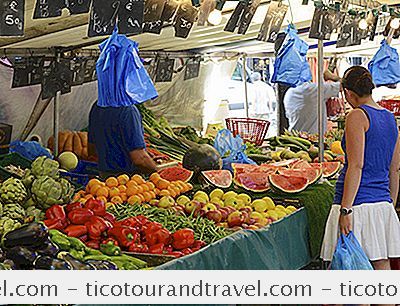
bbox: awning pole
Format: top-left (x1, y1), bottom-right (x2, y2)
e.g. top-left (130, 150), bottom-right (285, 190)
top-left (317, 40), bottom-right (325, 162)
top-left (53, 51), bottom-right (61, 158)
top-left (243, 55), bottom-right (249, 118)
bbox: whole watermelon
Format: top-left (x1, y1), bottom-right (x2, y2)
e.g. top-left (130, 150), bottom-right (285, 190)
top-left (183, 144), bottom-right (222, 174)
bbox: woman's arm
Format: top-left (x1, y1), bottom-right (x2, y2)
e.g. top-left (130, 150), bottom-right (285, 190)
top-left (339, 109), bottom-right (369, 235)
top-left (389, 136), bottom-right (400, 206)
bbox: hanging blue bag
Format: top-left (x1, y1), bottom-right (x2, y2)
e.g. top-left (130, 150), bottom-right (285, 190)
top-left (9, 141), bottom-right (53, 161)
top-left (214, 129), bottom-right (256, 172)
top-left (330, 232), bottom-right (373, 270)
top-left (368, 40), bottom-right (400, 86)
top-left (271, 25), bottom-right (312, 87)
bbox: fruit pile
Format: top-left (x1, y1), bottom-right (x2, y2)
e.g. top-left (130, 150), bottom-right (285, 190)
top-left (74, 173), bottom-right (193, 206)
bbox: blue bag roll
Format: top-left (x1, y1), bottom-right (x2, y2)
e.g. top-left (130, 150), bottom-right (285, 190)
top-left (330, 232), bottom-right (373, 270)
top-left (368, 40), bottom-right (400, 86)
top-left (214, 129), bottom-right (256, 172)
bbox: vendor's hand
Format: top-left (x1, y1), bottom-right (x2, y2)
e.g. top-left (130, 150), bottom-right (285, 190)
top-left (339, 214), bottom-right (352, 236)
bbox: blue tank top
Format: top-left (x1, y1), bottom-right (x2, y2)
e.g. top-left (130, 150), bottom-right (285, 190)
top-left (334, 105), bottom-right (398, 205)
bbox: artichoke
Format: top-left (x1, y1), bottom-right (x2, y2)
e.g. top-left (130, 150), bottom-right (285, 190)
top-left (22, 169), bottom-right (35, 189)
top-left (31, 156), bottom-right (60, 179)
top-left (0, 178), bottom-right (28, 205)
top-left (59, 178), bottom-right (74, 203)
top-left (2, 204), bottom-right (26, 222)
top-left (0, 217), bottom-right (22, 238)
top-left (31, 176), bottom-right (64, 209)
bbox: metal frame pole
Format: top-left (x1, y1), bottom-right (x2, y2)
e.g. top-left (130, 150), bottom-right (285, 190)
top-left (317, 40), bottom-right (324, 162)
top-left (53, 51), bottom-right (61, 158)
top-left (243, 55), bottom-right (249, 118)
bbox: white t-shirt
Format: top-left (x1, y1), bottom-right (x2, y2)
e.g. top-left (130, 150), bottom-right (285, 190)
top-left (283, 82), bottom-right (340, 134)
top-left (372, 85), bottom-right (400, 102)
top-left (248, 81), bottom-right (277, 115)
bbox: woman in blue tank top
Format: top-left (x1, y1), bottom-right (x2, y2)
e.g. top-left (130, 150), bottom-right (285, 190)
top-left (321, 66), bottom-right (400, 270)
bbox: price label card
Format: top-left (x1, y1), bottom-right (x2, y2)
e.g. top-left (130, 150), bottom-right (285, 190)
top-left (224, 2), bottom-right (246, 33)
top-left (309, 7), bottom-right (343, 40)
top-left (337, 15), bottom-right (362, 48)
top-left (71, 58), bottom-right (85, 86)
top-left (142, 0), bottom-right (165, 34)
top-left (67, 0), bottom-right (91, 14)
top-left (174, 1), bottom-right (198, 38)
top-left (118, 0), bottom-right (144, 35)
top-left (88, 0), bottom-right (119, 37)
top-left (184, 58), bottom-right (201, 80)
top-left (1, 0), bottom-right (24, 36)
top-left (155, 58), bottom-right (174, 82)
top-left (257, 1), bottom-right (288, 42)
top-left (83, 57), bottom-right (97, 83)
top-left (33, 0), bottom-right (65, 19)
top-left (58, 59), bottom-right (73, 95)
top-left (41, 61), bottom-right (58, 100)
top-left (12, 57), bottom-right (44, 88)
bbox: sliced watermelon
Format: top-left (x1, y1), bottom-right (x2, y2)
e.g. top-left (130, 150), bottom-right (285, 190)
top-left (201, 170), bottom-right (232, 188)
top-left (159, 166), bottom-right (193, 182)
top-left (278, 168), bottom-right (322, 185)
top-left (269, 174), bottom-right (309, 194)
top-left (311, 162), bottom-right (341, 178)
top-left (270, 159), bottom-right (300, 168)
top-left (232, 163), bottom-right (258, 175)
top-left (234, 172), bottom-right (270, 193)
top-left (291, 159), bottom-right (312, 170)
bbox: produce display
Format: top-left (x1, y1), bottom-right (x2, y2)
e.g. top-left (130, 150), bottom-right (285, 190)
top-left (48, 131), bottom-right (90, 161)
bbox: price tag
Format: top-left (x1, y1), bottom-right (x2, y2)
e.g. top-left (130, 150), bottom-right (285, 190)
top-left (70, 58), bottom-right (85, 86)
top-left (118, 0), bottom-right (144, 35)
top-left (224, 2), bottom-right (246, 33)
top-left (142, 0), bottom-right (165, 34)
top-left (155, 58), bottom-right (174, 82)
top-left (67, 0), bottom-right (91, 14)
top-left (174, 1), bottom-right (198, 38)
top-left (88, 0), bottom-right (119, 37)
top-left (58, 59), bottom-right (73, 94)
top-left (337, 15), bottom-right (362, 48)
top-left (184, 58), bottom-right (201, 80)
top-left (1, 0), bottom-right (24, 36)
top-left (41, 61), bottom-right (58, 100)
top-left (33, 0), bottom-right (65, 19)
top-left (161, 0), bottom-right (179, 23)
top-left (257, 1), bottom-right (288, 42)
top-left (83, 57), bottom-right (97, 83)
top-left (12, 57), bottom-right (44, 88)
top-left (238, 0), bottom-right (261, 34)
top-left (309, 7), bottom-right (343, 40)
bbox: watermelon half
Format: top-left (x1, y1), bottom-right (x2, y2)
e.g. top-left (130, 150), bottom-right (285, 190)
top-left (234, 172), bottom-right (270, 193)
top-left (311, 162), bottom-right (341, 179)
top-left (291, 159), bottom-right (312, 170)
top-left (159, 166), bottom-right (193, 182)
top-left (278, 168), bottom-right (322, 185)
top-left (269, 174), bottom-right (309, 194)
top-left (201, 170), bottom-right (232, 189)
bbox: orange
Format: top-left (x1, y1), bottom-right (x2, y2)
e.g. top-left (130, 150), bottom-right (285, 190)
top-left (167, 188), bottom-right (177, 198)
top-left (156, 179), bottom-right (170, 190)
top-left (137, 193), bottom-right (145, 203)
top-left (186, 183), bottom-right (193, 191)
top-left (150, 173), bottom-right (161, 184)
top-left (172, 186), bottom-right (181, 196)
top-left (136, 185), bottom-right (144, 194)
top-left (88, 178), bottom-right (102, 189)
top-left (126, 186), bottom-right (139, 197)
top-left (128, 195), bottom-right (141, 205)
top-left (159, 189), bottom-right (170, 197)
top-left (126, 180), bottom-right (138, 188)
top-left (96, 187), bottom-right (109, 198)
top-left (109, 187), bottom-right (120, 198)
top-left (118, 185), bottom-right (127, 193)
top-left (149, 191), bottom-right (156, 199)
top-left (120, 193), bottom-right (128, 202)
top-left (146, 182), bottom-right (155, 190)
top-left (84, 194), bottom-right (94, 200)
top-left (140, 184), bottom-right (150, 192)
top-left (96, 196), bottom-right (108, 203)
top-left (111, 196), bottom-right (123, 204)
top-left (154, 188), bottom-right (161, 195)
top-left (142, 192), bottom-right (152, 202)
top-left (117, 174), bottom-right (130, 185)
top-left (90, 184), bottom-right (102, 196)
top-left (105, 177), bottom-right (119, 188)
top-left (132, 174), bottom-right (146, 185)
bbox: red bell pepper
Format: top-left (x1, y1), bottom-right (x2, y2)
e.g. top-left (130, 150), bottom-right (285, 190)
top-left (181, 248), bottom-right (193, 255)
top-left (103, 212), bottom-right (116, 224)
top-left (102, 237), bottom-right (119, 246)
top-left (68, 208), bottom-right (94, 225)
top-left (79, 235), bottom-right (88, 242)
top-left (85, 240), bottom-right (100, 249)
top-left (64, 225), bottom-right (87, 237)
top-left (148, 243), bottom-right (165, 254)
top-left (65, 202), bottom-right (83, 214)
top-left (143, 222), bottom-right (163, 235)
top-left (191, 240), bottom-right (207, 251)
top-left (128, 243), bottom-right (149, 253)
top-left (45, 205), bottom-right (66, 221)
top-left (168, 251), bottom-right (184, 258)
top-left (145, 228), bottom-right (171, 246)
top-left (44, 218), bottom-right (67, 230)
top-left (108, 226), bottom-right (139, 248)
top-left (84, 198), bottom-right (106, 216)
top-left (171, 228), bottom-right (195, 250)
top-left (85, 216), bottom-right (109, 239)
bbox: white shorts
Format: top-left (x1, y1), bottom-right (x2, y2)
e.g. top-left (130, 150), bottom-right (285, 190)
top-left (320, 202), bottom-right (400, 261)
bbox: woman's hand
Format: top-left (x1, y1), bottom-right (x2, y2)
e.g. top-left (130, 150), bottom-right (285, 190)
top-left (339, 214), bottom-right (352, 235)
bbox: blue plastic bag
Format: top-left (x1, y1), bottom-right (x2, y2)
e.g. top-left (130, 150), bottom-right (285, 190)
top-left (330, 232), bottom-right (373, 270)
top-left (9, 141), bottom-right (53, 161)
top-left (97, 28), bottom-right (158, 107)
top-left (214, 129), bottom-right (256, 172)
top-left (368, 40), bottom-right (400, 86)
top-left (271, 25), bottom-right (312, 87)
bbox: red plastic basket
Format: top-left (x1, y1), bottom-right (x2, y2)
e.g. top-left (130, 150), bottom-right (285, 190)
top-left (379, 99), bottom-right (400, 116)
top-left (225, 118), bottom-right (270, 146)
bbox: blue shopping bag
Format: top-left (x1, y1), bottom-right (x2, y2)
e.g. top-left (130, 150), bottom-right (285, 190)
top-left (330, 232), bottom-right (373, 270)
top-left (368, 40), bottom-right (400, 86)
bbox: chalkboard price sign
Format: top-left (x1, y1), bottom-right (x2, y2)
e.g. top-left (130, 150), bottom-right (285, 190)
top-left (1, 0), bottom-right (24, 36)
top-left (184, 58), bottom-right (201, 80)
top-left (41, 61), bottom-right (58, 100)
top-left (29, 57), bottom-right (44, 85)
top-left (118, 0), bottom-right (144, 35)
top-left (155, 58), bottom-right (174, 82)
top-left (67, 0), bottom-right (91, 15)
top-left (257, 1), bottom-right (288, 42)
top-left (336, 15), bottom-right (362, 48)
top-left (71, 58), bottom-right (85, 86)
top-left (309, 7), bottom-right (343, 40)
top-left (224, 2), bottom-right (246, 33)
top-left (238, 0), bottom-right (261, 34)
top-left (88, 0), bottom-right (119, 37)
top-left (83, 57), bottom-right (98, 83)
top-left (58, 59), bottom-right (73, 94)
top-left (384, 16), bottom-right (400, 39)
top-left (12, 57), bottom-right (44, 88)
top-left (33, 0), bottom-right (65, 19)
top-left (161, 0), bottom-right (179, 24)
top-left (142, 0), bottom-right (165, 34)
top-left (174, 1), bottom-right (198, 38)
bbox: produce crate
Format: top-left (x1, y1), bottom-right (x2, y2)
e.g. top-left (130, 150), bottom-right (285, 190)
top-left (225, 118), bottom-right (270, 146)
top-left (60, 160), bottom-right (99, 187)
top-left (0, 153), bottom-right (32, 181)
top-left (74, 160), bottom-right (99, 176)
top-left (60, 171), bottom-right (91, 188)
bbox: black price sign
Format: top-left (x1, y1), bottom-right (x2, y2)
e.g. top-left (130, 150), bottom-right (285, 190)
top-left (33, 0), bottom-right (65, 19)
top-left (184, 58), bottom-right (201, 80)
top-left (12, 57), bottom-right (44, 88)
top-left (67, 0), bottom-right (91, 15)
top-left (142, 0), bottom-right (165, 34)
top-left (224, 2), bottom-right (246, 33)
top-left (41, 61), bottom-right (58, 100)
top-left (58, 59), bottom-right (73, 94)
top-left (155, 58), bottom-right (174, 82)
top-left (70, 58), bottom-right (85, 86)
top-left (257, 1), bottom-right (287, 42)
top-left (88, 0), bottom-right (119, 37)
top-left (309, 7), bottom-right (343, 40)
top-left (174, 1), bottom-right (198, 38)
top-left (83, 57), bottom-right (97, 83)
top-left (1, 0), bottom-right (24, 36)
top-left (237, 0), bottom-right (261, 35)
top-left (161, 0), bottom-right (179, 23)
top-left (337, 15), bottom-right (362, 48)
top-left (118, 0), bottom-right (144, 35)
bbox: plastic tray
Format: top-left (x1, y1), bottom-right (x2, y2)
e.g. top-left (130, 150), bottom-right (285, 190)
top-left (0, 153), bottom-right (32, 181)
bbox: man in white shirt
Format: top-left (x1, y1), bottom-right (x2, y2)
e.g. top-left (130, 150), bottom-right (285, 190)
top-left (249, 72), bottom-right (277, 119)
top-left (283, 70), bottom-right (340, 134)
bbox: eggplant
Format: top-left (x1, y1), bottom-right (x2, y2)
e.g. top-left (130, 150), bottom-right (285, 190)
top-left (3, 222), bottom-right (48, 249)
top-left (35, 239), bottom-right (59, 257)
top-left (5, 246), bottom-right (38, 269)
top-left (34, 256), bottom-right (72, 270)
top-left (57, 252), bottom-right (95, 270)
top-left (86, 260), bottom-right (118, 270)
